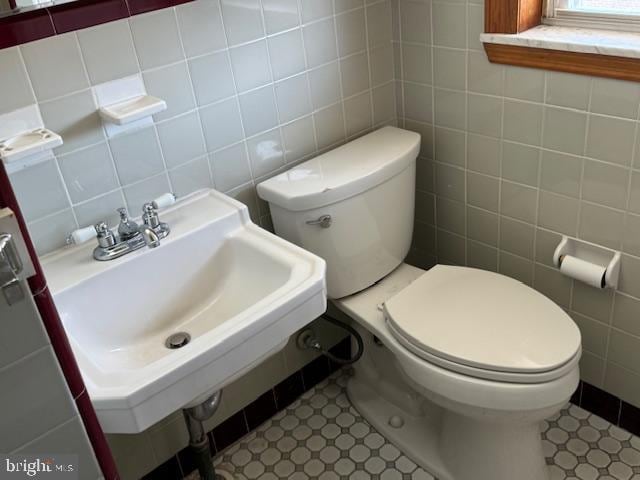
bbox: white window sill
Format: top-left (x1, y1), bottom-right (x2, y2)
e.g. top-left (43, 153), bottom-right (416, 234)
top-left (480, 25), bottom-right (640, 59)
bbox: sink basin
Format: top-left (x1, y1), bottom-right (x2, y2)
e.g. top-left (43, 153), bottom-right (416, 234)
top-left (42, 190), bottom-right (326, 433)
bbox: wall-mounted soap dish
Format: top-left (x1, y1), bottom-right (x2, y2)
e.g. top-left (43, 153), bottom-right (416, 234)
top-left (0, 128), bottom-right (63, 163)
top-left (98, 95), bottom-right (167, 125)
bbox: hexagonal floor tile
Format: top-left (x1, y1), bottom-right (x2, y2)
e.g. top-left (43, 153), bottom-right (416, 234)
top-left (309, 393), bottom-right (328, 410)
top-left (350, 422), bottom-right (370, 439)
top-left (575, 463), bottom-right (599, 480)
top-left (567, 438), bottom-right (589, 456)
top-left (620, 447), bottom-right (640, 466)
top-left (204, 369), bottom-right (640, 480)
top-left (336, 412), bottom-right (356, 428)
top-left (273, 459), bottom-right (295, 477)
top-left (349, 444), bottom-right (371, 463)
top-left (259, 447), bottom-right (281, 466)
top-left (318, 472), bottom-right (339, 480)
top-left (292, 424), bottom-right (312, 441)
top-left (609, 461), bottom-right (633, 480)
top-left (303, 458), bottom-right (325, 477)
top-left (243, 461), bottom-right (264, 479)
top-left (548, 427), bottom-right (571, 444)
top-left (307, 414), bottom-right (327, 430)
top-left (334, 457), bottom-right (356, 476)
top-left (335, 433), bottom-right (356, 450)
top-left (290, 446), bottom-right (311, 465)
top-left (559, 415), bottom-right (581, 432)
top-left (319, 445), bottom-right (340, 464)
top-left (364, 456), bottom-right (386, 475)
top-left (587, 449), bottom-right (613, 468)
top-left (381, 468), bottom-right (403, 480)
top-left (364, 432), bottom-right (386, 450)
top-left (554, 450), bottom-right (578, 470)
top-left (578, 425), bottom-right (602, 443)
top-left (599, 436), bottom-right (623, 454)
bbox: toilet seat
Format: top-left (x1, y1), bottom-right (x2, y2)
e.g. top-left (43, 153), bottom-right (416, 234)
top-left (383, 265), bottom-right (582, 384)
top-left (387, 320), bottom-right (581, 383)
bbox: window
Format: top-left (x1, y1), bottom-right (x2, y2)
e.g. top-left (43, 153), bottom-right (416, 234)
top-left (557, 0), bottom-right (640, 14)
top-left (546, 0), bottom-right (640, 31)
top-left (482, 0), bottom-right (640, 82)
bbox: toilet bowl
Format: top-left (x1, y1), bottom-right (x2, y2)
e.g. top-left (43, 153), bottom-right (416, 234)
top-left (334, 262), bottom-right (580, 480)
top-left (257, 126), bottom-right (582, 480)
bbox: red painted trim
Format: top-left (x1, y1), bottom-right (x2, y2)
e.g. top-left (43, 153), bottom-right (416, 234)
top-left (0, 164), bottom-right (119, 480)
top-left (0, 8), bottom-right (55, 49)
top-left (49, 0), bottom-right (129, 34)
top-left (0, 0), bottom-right (194, 50)
top-left (126, 0), bottom-right (191, 15)
top-left (76, 392), bottom-right (120, 480)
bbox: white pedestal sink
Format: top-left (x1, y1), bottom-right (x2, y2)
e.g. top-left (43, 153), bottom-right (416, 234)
top-left (42, 190), bottom-right (326, 433)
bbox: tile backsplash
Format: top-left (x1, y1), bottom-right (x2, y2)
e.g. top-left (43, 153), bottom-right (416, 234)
top-left (393, 0), bottom-right (640, 411)
top-left (3, 0), bottom-right (396, 255)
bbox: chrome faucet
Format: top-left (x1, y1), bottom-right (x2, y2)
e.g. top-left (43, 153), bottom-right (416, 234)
top-left (139, 225), bottom-right (161, 249)
top-left (92, 202), bottom-right (171, 261)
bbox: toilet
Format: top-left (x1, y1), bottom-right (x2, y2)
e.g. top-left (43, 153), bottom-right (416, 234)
top-left (257, 126), bottom-right (582, 480)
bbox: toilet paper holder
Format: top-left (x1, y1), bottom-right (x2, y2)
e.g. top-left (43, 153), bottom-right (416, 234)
top-left (553, 235), bottom-right (621, 289)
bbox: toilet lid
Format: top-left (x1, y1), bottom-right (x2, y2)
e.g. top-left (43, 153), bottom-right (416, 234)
top-left (383, 265), bottom-right (581, 375)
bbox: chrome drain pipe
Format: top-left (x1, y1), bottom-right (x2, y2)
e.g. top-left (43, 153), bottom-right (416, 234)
top-left (182, 391), bottom-right (223, 480)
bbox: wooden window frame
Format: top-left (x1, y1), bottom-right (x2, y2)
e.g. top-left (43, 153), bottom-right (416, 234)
top-left (483, 0), bottom-right (640, 82)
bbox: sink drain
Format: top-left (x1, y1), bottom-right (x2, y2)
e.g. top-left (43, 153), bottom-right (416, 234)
top-left (165, 332), bottom-right (191, 349)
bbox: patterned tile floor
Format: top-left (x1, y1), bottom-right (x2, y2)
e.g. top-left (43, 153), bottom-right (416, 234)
top-left (192, 369), bottom-right (640, 480)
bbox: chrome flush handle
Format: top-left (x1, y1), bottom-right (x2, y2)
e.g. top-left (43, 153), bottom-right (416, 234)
top-left (306, 215), bottom-right (332, 228)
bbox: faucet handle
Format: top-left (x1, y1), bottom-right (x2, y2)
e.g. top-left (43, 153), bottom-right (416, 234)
top-left (141, 202), bottom-right (171, 239)
top-left (151, 193), bottom-right (176, 209)
top-left (140, 193), bottom-right (175, 229)
top-left (66, 225), bottom-right (97, 245)
top-left (95, 222), bottom-right (116, 248)
top-left (142, 202), bottom-right (160, 229)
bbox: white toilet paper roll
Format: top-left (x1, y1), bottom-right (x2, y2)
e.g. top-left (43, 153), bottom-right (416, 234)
top-left (559, 255), bottom-right (607, 289)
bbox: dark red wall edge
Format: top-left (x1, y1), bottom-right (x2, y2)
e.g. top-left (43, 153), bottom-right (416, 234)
top-left (0, 164), bottom-right (120, 480)
top-left (0, 0), bottom-right (195, 49)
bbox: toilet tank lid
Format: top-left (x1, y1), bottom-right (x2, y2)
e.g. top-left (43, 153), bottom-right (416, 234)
top-left (256, 127), bottom-right (421, 211)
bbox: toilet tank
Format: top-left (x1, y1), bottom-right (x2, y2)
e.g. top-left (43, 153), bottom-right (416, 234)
top-left (257, 127), bottom-right (421, 299)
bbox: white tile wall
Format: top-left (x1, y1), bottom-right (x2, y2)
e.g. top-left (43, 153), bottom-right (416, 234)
top-left (0, 2), bottom-right (397, 478)
top-left (2, 0), bottom-right (397, 256)
top-left (392, 0), bottom-right (640, 412)
top-left (23, 1), bottom-right (640, 476)
top-left (0, 281), bottom-right (101, 478)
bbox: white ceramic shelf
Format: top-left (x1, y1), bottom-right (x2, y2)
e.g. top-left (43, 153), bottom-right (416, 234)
top-left (0, 128), bottom-right (63, 163)
top-left (98, 95), bottom-right (167, 125)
